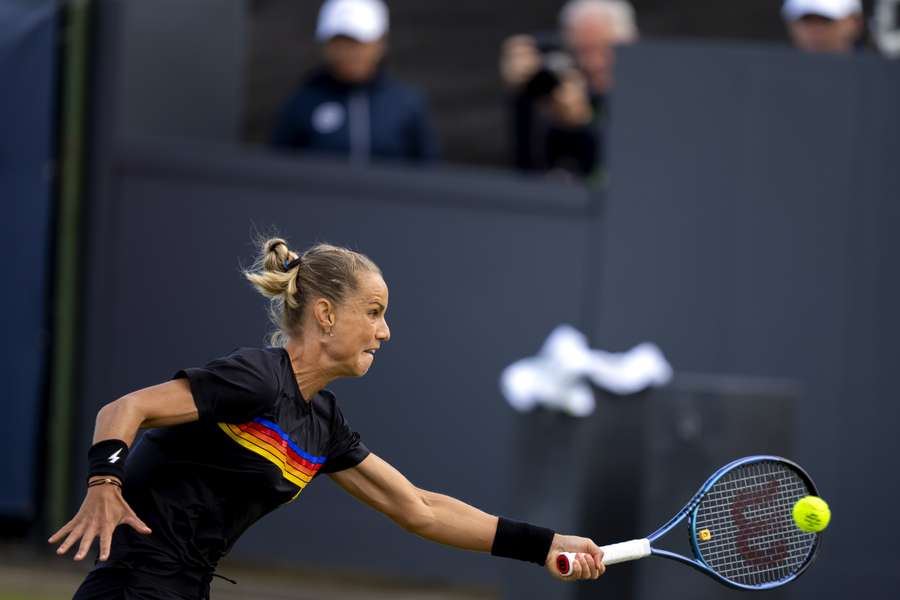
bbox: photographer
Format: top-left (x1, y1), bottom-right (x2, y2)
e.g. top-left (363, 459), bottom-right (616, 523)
top-left (499, 0), bottom-right (637, 182)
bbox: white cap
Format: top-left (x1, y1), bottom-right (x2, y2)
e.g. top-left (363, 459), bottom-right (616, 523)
top-left (782, 0), bottom-right (862, 21)
top-left (316, 0), bottom-right (389, 43)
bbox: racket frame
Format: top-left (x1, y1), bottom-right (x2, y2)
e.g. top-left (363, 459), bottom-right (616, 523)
top-left (645, 454), bottom-right (821, 590)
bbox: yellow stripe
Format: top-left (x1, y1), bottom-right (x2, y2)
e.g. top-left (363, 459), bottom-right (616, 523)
top-left (218, 423), bottom-right (309, 490)
top-left (219, 424), bottom-right (309, 489)
top-left (222, 423), bottom-right (312, 483)
top-left (221, 423), bottom-right (314, 483)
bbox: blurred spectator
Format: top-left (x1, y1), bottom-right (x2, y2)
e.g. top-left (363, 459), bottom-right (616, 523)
top-left (272, 0), bottom-right (438, 164)
top-left (499, 0), bottom-right (637, 182)
top-left (782, 0), bottom-right (865, 53)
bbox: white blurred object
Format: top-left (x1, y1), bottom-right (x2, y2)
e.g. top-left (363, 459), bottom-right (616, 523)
top-left (500, 325), bottom-right (673, 417)
top-left (873, 0), bottom-right (900, 58)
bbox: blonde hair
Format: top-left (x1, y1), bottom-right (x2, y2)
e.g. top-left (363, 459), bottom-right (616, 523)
top-left (243, 238), bottom-right (382, 346)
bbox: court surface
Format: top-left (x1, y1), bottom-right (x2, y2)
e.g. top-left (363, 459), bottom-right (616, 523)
top-left (0, 544), bottom-right (495, 600)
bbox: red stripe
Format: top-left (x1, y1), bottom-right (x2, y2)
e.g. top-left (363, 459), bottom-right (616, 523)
top-left (229, 424), bottom-right (318, 479)
top-left (237, 422), bottom-right (323, 474)
top-left (222, 424), bottom-right (315, 482)
top-left (235, 424), bottom-right (319, 477)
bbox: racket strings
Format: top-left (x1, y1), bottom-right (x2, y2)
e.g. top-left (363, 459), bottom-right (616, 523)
top-left (693, 461), bottom-right (817, 586)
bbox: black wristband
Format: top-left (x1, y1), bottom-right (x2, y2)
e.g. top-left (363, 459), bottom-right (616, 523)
top-left (87, 439), bottom-right (129, 482)
top-left (490, 517), bottom-right (555, 565)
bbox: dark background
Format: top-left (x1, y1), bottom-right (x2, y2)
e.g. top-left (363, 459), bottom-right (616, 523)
top-left (3, 1), bottom-right (899, 599)
top-left (71, 36), bottom-right (900, 598)
top-left (0, 0), bottom-right (57, 524)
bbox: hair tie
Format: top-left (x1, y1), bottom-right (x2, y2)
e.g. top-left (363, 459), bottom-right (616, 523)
top-left (284, 257), bottom-right (302, 271)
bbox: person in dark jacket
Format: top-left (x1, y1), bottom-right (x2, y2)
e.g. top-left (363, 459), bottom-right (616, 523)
top-left (272, 0), bottom-right (438, 164)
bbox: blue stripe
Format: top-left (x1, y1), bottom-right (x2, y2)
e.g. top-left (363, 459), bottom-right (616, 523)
top-left (253, 417), bottom-right (327, 464)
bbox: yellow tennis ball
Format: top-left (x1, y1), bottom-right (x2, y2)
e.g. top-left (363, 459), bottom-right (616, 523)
top-left (792, 496), bottom-right (831, 533)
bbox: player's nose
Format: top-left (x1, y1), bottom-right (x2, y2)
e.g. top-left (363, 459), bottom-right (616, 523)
top-left (377, 318), bottom-right (390, 341)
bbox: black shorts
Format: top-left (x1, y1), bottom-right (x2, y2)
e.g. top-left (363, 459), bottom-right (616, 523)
top-left (72, 566), bottom-right (211, 600)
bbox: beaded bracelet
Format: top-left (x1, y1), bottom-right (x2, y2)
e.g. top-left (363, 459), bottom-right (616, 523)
top-left (87, 477), bottom-right (122, 489)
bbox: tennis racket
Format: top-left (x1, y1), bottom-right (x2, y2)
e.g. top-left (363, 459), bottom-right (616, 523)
top-left (557, 455), bottom-right (822, 590)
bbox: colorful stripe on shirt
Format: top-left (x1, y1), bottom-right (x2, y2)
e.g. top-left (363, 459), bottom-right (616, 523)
top-left (217, 417), bottom-right (326, 495)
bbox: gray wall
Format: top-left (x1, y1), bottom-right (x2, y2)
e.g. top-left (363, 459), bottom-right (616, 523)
top-left (90, 0), bottom-right (246, 144)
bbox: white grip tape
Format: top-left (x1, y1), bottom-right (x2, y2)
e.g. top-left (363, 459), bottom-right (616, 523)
top-left (599, 539), bottom-right (651, 565)
top-left (557, 539), bottom-right (651, 576)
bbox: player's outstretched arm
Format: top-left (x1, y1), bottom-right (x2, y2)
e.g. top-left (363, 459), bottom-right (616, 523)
top-left (329, 454), bottom-right (604, 580)
top-left (48, 379), bottom-right (200, 561)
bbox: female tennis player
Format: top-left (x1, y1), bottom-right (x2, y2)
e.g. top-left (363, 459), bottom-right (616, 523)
top-left (49, 239), bottom-right (605, 598)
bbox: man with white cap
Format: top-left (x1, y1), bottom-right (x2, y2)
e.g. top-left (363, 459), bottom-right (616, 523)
top-left (272, 0), bottom-right (438, 163)
top-left (782, 0), bottom-right (865, 53)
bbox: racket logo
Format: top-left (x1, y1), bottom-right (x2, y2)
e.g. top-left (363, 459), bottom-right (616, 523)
top-left (731, 478), bottom-right (788, 568)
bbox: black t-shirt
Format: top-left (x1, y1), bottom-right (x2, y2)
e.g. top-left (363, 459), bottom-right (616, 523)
top-left (105, 347), bottom-right (369, 578)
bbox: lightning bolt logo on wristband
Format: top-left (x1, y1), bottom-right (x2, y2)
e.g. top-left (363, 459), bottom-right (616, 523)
top-left (88, 439), bottom-right (129, 482)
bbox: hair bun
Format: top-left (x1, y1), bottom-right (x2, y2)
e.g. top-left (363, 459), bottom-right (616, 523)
top-left (266, 239), bottom-right (287, 254)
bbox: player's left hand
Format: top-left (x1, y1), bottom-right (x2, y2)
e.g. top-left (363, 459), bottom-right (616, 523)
top-left (545, 533), bottom-right (605, 581)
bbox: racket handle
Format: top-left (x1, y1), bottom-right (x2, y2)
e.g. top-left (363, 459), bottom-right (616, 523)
top-left (556, 539), bottom-right (651, 576)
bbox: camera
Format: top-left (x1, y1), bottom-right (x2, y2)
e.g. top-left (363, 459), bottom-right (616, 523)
top-left (522, 35), bottom-right (577, 98)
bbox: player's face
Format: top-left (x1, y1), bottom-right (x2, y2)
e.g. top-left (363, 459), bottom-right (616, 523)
top-left (330, 270), bottom-right (390, 376)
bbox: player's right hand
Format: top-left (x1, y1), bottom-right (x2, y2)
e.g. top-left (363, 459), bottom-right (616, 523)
top-left (545, 533), bottom-right (605, 581)
top-left (47, 478), bottom-right (152, 561)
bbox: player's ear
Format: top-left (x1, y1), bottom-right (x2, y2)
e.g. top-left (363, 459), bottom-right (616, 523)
top-left (313, 298), bottom-right (335, 334)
